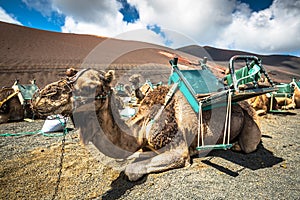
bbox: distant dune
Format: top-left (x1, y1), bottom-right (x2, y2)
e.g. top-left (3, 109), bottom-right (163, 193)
top-left (1, 21), bottom-right (298, 88)
top-left (0, 22), bottom-right (203, 87)
top-left (178, 45), bottom-right (300, 83)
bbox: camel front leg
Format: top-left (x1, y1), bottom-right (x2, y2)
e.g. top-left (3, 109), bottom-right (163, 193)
top-left (125, 142), bottom-right (190, 181)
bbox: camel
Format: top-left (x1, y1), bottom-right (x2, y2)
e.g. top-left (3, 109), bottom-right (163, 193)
top-left (248, 94), bottom-right (278, 115)
top-left (278, 80), bottom-right (300, 110)
top-left (292, 81), bottom-right (300, 108)
top-left (263, 80), bottom-right (300, 111)
top-left (0, 88), bottom-right (24, 124)
top-left (248, 80), bottom-right (300, 114)
top-left (31, 68), bottom-right (261, 181)
top-left (128, 74), bottom-right (147, 101)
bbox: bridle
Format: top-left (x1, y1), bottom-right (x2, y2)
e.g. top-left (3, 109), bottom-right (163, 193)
top-left (69, 69), bottom-right (112, 111)
top-left (72, 88), bottom-right (112, 110)
top-left (32, 68), bottom-right (112, 115)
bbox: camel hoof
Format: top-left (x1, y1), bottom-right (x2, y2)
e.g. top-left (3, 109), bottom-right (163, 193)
top-left (231, 142), bottom-right (242, 152)
top-left (125, 171), bottom-right (144, 182)
top-left (125, 164), bottom-right (146, 181)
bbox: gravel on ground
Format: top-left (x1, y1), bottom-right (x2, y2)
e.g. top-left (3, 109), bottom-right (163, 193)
top-left (0, 110), bottom-right (299, 199)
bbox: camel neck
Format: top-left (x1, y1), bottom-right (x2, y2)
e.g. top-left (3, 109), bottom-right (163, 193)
top-left (95, 94), bottom-right (143, 154)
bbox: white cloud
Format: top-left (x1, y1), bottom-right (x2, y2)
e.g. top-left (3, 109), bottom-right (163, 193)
top-left (129, 0), bottom-right (300, 55)
top-left (21, 0), bottom-right (300, 55)
top-left (60, 15), bottom-right (145, 38)
top-left (129, 0), bottom-right (235, 45)
top-left (215, 0), bottom-right (300, 55)
top-left (52, 0), bottom-right (121, 25)
top-left (22, 0), bottom-right (53, 16)
top-left (52, 1), bottom-right (139, 35)
top-left (0, 7), bottom-right (22, 25)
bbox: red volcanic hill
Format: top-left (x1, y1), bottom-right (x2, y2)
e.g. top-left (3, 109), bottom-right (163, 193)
top-left (1, 21), bottom-right (298, 88)
top-left (0, 22), bottom-right (200, 87)
top-left (178, 45), bottom-right (300, 83)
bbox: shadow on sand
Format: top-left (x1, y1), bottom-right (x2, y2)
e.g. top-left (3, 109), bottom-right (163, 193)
top-left (198, 142), bottom-right (284, 177)
top-left (101, 171), bottom-right (147, 200)
top-left (102, 142), bottom-right (283, 198)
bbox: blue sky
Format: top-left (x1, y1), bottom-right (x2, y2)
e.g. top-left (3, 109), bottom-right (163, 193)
top-left (0, 0), bottom-right (299, 56)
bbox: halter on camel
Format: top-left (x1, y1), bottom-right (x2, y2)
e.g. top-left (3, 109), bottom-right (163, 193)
top-left (32, 68), bottom-right (111, 116)
top-left (71, 69), bottom-right (113, 112)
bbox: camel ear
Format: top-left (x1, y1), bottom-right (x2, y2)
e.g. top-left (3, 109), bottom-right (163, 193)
top-left (105, 70), bottom-right (115, 84)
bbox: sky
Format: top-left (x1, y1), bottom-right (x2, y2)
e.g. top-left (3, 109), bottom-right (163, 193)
top-left (0, 0), bottom-right (299, 56)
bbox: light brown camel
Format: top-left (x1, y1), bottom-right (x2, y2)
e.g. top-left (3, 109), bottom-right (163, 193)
top-left (31, 69), bottom-right (261, 181)
top-left (276, 97), bottom-right (295, 109)
top-left (292, 81), bottom-right (300, 108)
top-left (279, 80), bottom-right (300, 110)
top-left (0, 88), bottom-right (24, 123)
top-left (248, 94), bottom-right (278, 115)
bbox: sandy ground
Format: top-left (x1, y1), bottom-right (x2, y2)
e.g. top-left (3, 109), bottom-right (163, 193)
top-left (0, 109), bottom-right (299, 200)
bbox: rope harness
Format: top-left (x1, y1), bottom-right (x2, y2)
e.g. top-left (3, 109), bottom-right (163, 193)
top-left (196, 90), bottom-right (233, 151)
top-left (0, 115), bottom-right (69, 137)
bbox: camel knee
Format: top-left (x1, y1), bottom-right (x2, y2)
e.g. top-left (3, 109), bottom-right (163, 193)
top-left (0, 114), bottom-right (10, 124)
top-left (125, 149), bottom-right (189, 181)
top-left (238, 127), bottom-right (261, 153)
top-left (281, 102), bottom-right (295, 110)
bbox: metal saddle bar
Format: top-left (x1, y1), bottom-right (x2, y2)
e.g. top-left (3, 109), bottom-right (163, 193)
top-left (168, 56), bottom-right (277, 113)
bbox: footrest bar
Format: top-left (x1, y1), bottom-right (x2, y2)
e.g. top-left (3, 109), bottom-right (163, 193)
top-left (196, 144), bottom-right (233, 151)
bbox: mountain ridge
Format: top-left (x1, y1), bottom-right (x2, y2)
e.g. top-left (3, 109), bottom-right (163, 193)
top-left (0, 21), bottom-right (298, 86)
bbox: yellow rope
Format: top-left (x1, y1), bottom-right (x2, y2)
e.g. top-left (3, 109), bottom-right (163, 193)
top-left (0, 91), bottom-right (19, 108)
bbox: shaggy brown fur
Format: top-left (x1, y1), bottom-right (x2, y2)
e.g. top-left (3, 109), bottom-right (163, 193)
top-left (31, 79), bottom-right (73, 117)
top-left (0, 88), bottom-right (24, 123)
top-left (133, 86), bottom-right (178, 149)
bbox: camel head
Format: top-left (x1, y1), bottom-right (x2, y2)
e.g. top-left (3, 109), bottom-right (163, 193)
top-left (71, 69), bottom-right (115, 113)
top-left (31, 69), bottom-right (115, 117)
top-left (66, 67), bottom-right (78, 77)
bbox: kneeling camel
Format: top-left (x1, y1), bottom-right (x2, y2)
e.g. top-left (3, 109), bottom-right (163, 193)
top-left (31, 69), bottom-right (261, 181)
